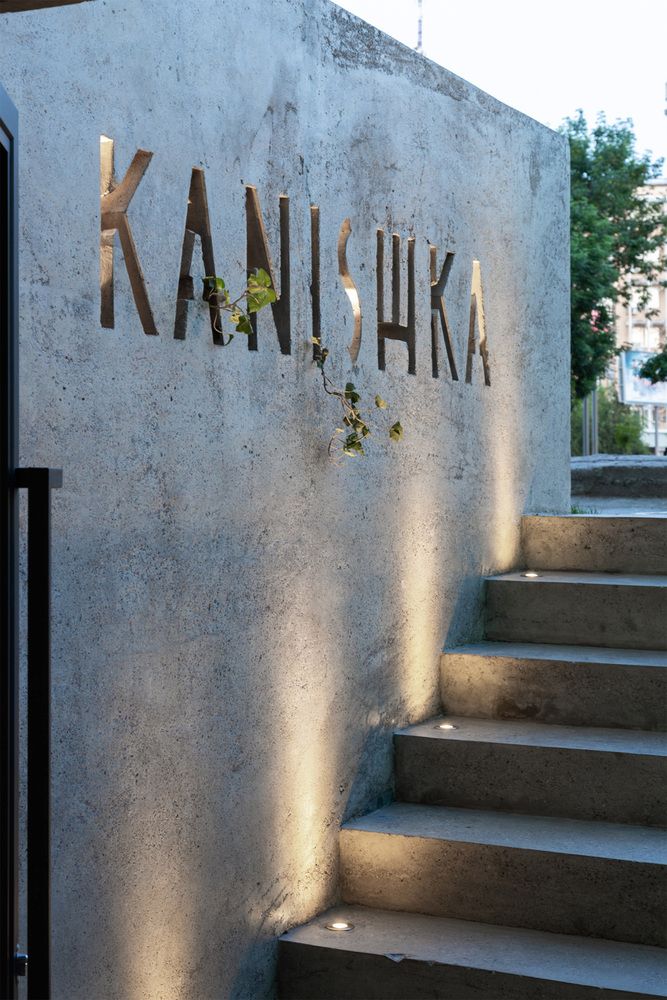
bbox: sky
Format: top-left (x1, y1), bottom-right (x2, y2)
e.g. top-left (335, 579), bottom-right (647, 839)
top-left (336, 0), bottom-right (667, 169)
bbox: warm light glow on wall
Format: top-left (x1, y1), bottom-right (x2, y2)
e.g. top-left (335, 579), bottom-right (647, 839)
top-left (396, 480), bottom-right (442, 718)
top-left (268, 611), bottom-right (344, 930)
top-left (488, 444), bottom-right (519, 568)
top-left (117, 812), bottom-right (195, 1000)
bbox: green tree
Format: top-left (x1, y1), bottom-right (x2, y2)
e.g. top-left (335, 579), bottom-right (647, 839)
top-left (571, 385), bottom-right (649, 455)
top-left (563, 112), bottom-right (666, 399)
top-left (639, 348), bottom-right (667, 384)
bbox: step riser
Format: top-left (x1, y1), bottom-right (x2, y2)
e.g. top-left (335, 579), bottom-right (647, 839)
top-left (522, 517), bottom-right (667, 575)
top-left (394, 736), bottom-right (667, 827)
top-left (571, 461), bottom-right (667, 499)
top-left (340, 830), bottom-right (666, 947)
top-left (278, 944), bottom-right (658, 1000)
top-left (440, 651), bottom-right (667, 731)
top-left (485, 581), bottom-right (667, 650)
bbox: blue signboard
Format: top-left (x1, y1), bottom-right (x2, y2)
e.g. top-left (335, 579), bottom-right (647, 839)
top-left (618, 350), bottom-right (667, 406)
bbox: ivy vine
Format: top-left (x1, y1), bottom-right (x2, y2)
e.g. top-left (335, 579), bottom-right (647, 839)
top-left (202, 270), bottom-right (403, 460)
top-left (311, 336), bottom-right (403, 459)
top-left (203, 268), bottom-right (277, 344)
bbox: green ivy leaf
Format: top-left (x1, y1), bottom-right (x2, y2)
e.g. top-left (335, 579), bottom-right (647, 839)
top-left (235, 314), bottom-right (253, 336)
top-left (247, 287), bottom-right (277, 314)
top-left (389, 421), bottom-right (403, 442)
top-left (375, 395), bottom-right (387, 409)
top-left (251, 267), bottom-right (272, 288)
top-left (342, 432), bottom-right (365, 457)
top-left (344, 382), bottom-right (361, 405)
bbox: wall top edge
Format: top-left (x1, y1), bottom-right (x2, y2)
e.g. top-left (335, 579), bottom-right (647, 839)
top-left (0, 0), bottom-right (90, 12)
top-left (327, 0), bottom-right (566, 144)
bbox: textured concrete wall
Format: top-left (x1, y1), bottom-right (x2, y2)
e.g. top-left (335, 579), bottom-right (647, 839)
top-left (0, 1), bottom-right (569, 996)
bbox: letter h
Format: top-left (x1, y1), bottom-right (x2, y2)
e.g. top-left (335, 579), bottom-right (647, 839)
top-left (377, 230), bottom-right (416, 375)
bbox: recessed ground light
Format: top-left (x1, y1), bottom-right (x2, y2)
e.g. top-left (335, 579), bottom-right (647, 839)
top-left (324, 920), bottom-right (354, 932)
top-left (434, 722), bottom-right (459, 731)
top-left (522, 571), bottom-right (540, 578)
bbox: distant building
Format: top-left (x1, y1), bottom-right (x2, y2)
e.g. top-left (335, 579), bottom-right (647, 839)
top-left (613, 178), bottom-right (667, 452)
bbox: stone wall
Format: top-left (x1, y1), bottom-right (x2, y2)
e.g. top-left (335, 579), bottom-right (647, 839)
top-left (0, 1), bottom-right (570, 996)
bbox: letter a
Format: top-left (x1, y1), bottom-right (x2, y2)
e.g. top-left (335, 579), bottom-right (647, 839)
top-left (100, 136), bottom-right (157, 335)
top-left (465, 259), bottom-right (491, 386)
top-left (174, 168), bottom-right (225, 344)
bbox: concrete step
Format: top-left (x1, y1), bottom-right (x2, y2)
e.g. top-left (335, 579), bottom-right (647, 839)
top-left (571, 456), bottom-right (667, 499)
top-left (340, 803), bottom-right (667, 946)
top-left (485, 572), bottom-right (667, 650)
top-left (441, 642), bottom-right (667, 731)
top-left (279, 905), bottom-right (667, 999)
top-left (394, 717), bottom-right (667, 826)
top-left (522, 515), bottom-right (667, 575)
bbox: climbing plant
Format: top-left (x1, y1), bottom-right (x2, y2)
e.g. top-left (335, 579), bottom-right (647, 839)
top-left (311, 336), bottom-right (403, 459)
top-left (202, 270), bottom-right (404, 460)
top-left (203, 268), bottom-right (277, 344)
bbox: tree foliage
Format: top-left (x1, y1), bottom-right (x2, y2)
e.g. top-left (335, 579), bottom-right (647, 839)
top-left (639, 348), bottom-right (667, 384)
top-left (563, 112), bottom-right (666, 399)
top-left (571, 385), bottom-right (649, 456)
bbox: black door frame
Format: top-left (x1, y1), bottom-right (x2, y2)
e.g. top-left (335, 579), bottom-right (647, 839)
top-left (0, 79), bottom-right (19, 1000)
top-left (1, 76), bottom-right (62, 1000)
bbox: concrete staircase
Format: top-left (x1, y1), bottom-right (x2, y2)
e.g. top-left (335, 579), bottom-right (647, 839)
top-left (279, 515), bottom-right (667, 999)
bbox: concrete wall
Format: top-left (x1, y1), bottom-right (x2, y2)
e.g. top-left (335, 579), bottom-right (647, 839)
top-left (0, 1), bottom-right (570, 996)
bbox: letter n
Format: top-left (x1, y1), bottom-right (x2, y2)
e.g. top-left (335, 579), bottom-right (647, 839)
top-left (100, 136), bottom-right (157, 335)
top-left (465, 259), bottom-right (491, 386)
top-left (245, 186), bottom-right (290, 354)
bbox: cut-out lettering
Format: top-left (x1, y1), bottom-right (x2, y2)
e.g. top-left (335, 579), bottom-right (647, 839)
top-left (465, 259), bottom-right (491, 386)
top-left (338, 219), bottom-right (362, 365)
top-left (100, 136), bottom-right (157, 335)
top-left (377, 230), bottom-right (416, 375)
top-left (245, 186), bottom-right (290, 354)
top-left (430, 246), bottom-right (458, 380)
top-left (310, 205), bottom-right (321, 361)
top-left (174, 168), bottom-right (225, 344)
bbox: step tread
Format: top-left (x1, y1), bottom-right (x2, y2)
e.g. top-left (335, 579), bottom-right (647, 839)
top-left (487, 571), bottom-right (667, 587)
top-left (397, 716), bottom-right (667, 756)
top-left (281, 905), bottom-right (667, 996)
top-left (444, 641), bottom-right (667, 667)
top-left (342, 803), bottom-right (667, 863)
top-left (524, 514), bottom-right (667, 522)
